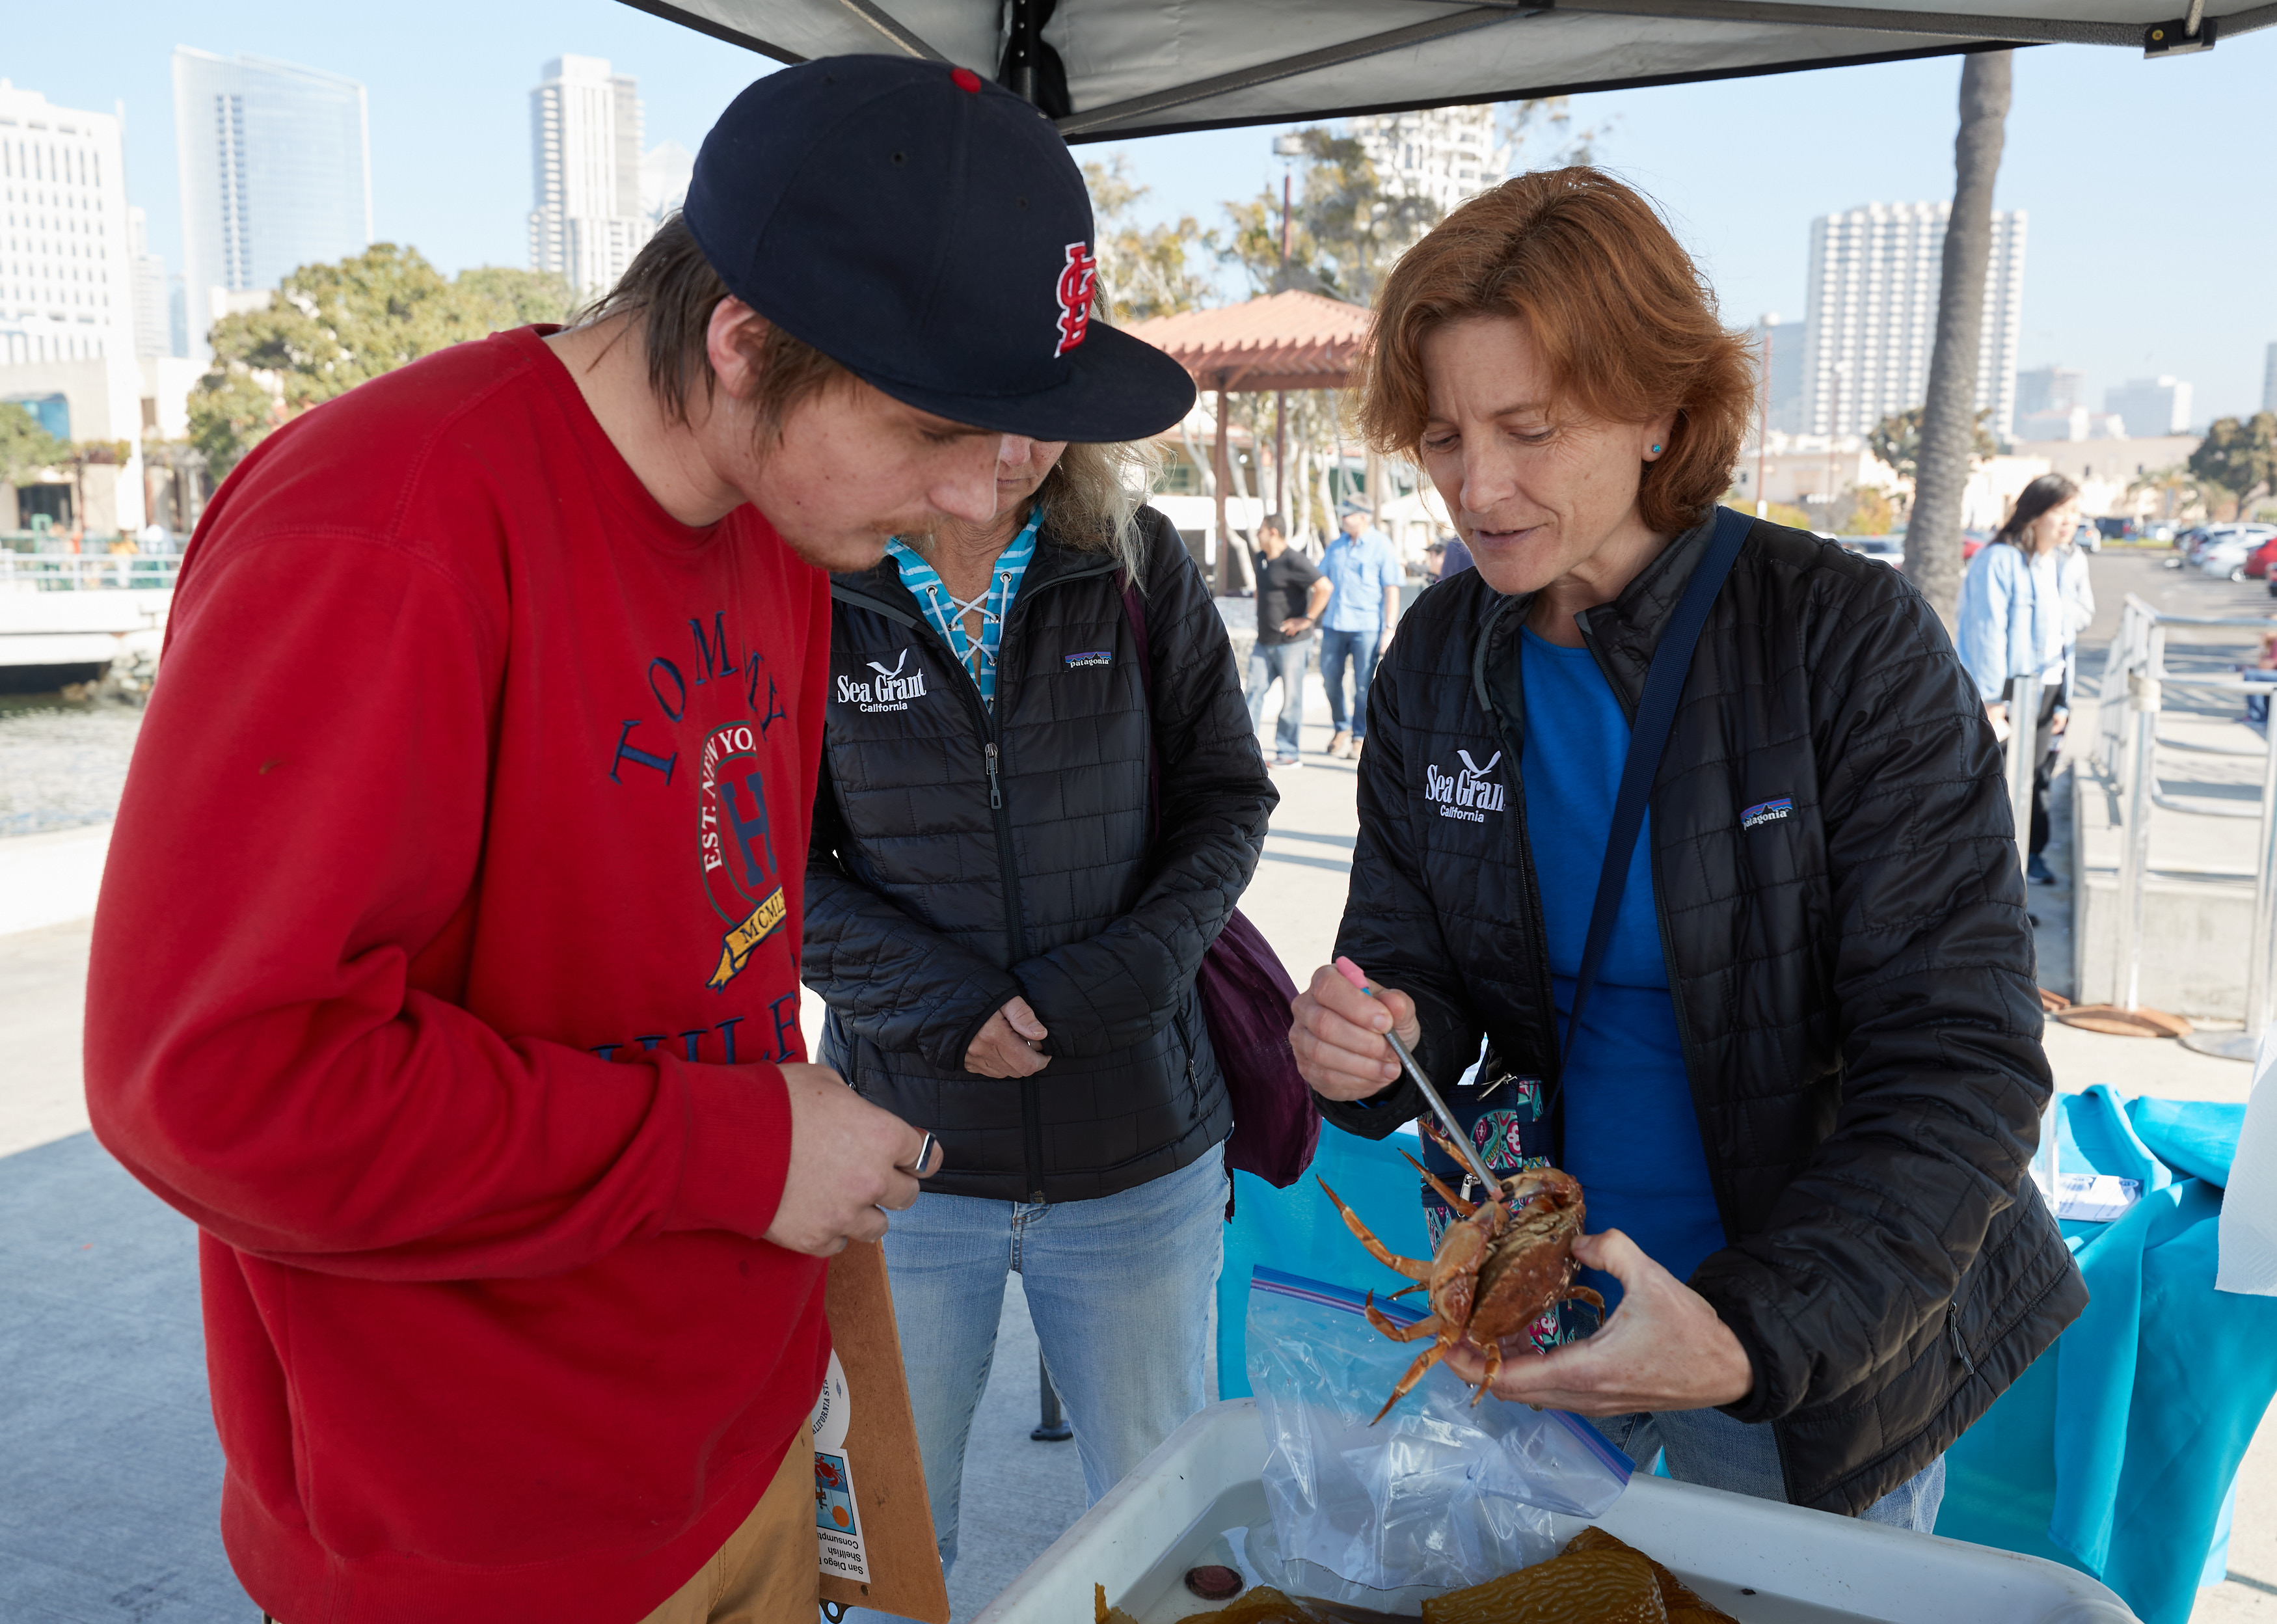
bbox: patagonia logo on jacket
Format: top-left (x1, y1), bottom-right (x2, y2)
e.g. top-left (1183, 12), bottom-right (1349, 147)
top-left (1742, 796), bottom-right (1794, 829)
top-left (1425, 750), bottom-right (1507, 821)
top-left (836, 649), bottom-right (930, 712)
top-left (1064, 649), bottom-right (1113, 668)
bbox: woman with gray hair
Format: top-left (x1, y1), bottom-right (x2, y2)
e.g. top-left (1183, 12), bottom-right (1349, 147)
top-left (805, 435), bottom-right (1274, 1568)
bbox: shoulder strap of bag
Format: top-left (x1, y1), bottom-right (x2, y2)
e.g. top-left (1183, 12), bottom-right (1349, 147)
top-left (1558, 506), bottom-right (1752, 1089)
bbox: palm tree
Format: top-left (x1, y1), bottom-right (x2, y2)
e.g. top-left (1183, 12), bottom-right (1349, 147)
top-left (1907, 52), bottom-right (2013, 629)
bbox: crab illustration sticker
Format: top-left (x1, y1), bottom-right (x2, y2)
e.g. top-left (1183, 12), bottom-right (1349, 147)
top-left (811, 1353), bottom-right (869, 1580)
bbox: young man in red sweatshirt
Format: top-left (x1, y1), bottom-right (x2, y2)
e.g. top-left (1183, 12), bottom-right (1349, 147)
top-left (82, 59), bottom-right (1194, 1624)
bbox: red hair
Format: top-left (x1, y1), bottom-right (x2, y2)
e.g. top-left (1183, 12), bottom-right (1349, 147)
top-left (1359, 168), bottom-right (1753, 535)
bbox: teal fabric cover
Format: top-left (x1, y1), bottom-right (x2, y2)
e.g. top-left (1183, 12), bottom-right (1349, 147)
top-left (1939, 1086), bottom-right (2277, 1624)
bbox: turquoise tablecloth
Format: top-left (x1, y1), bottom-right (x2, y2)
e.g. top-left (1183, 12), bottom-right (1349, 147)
top-left (1220, 1090), bottom-right (2276, 1624)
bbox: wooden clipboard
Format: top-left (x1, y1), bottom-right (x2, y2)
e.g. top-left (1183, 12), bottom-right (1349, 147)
top-left (815, 1239), bottom-right (950, 1624)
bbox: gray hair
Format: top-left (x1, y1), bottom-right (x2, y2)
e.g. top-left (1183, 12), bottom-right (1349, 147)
top-left (1034, 438), bottom-right (1166, 589)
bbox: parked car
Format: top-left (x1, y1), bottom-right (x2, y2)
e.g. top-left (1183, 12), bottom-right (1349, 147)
top-left (1962, 529), bottom-right (1992, 562)
top-left (2196, 525), bottom-right (2277, 580)
top-left (1837, 535), bottom-right (1906, 572)
top-left (2252, 533), bottom-right (2277, 587)
top-left (2072, 522), bottom-right (2101, 554)
top-left (2094, 517), bottom-right (2136, 543)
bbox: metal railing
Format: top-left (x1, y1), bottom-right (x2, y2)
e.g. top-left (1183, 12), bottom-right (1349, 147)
top-left (2092, 594), bottom-right (2277, 1057)
top-left (0, 553), bottom-right (182, 591)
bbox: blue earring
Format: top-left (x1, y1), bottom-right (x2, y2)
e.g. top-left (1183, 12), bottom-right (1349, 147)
top-left (1650, 444), bottom-right (1662, 454)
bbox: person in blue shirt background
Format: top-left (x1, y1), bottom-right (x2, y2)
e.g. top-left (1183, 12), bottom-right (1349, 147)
top-left (1319, 504), bottom-right (1405, 759)
top-left (1954, 472), bottom-right (2081, 884)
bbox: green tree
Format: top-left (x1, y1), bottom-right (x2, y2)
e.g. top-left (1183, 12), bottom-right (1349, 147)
top-left (1869, 405), bottom-right (1998, 483)
top-left (455, 265), bottom-right (580, 331)
top-left (2189, 413), bottom-right (2277, 520)
top-left (0, 401), bottom-right (72, 485)
top-left (190, 247), bottom-right (582, 475)
top-left (1081, 157), bottom-right (1217, 321)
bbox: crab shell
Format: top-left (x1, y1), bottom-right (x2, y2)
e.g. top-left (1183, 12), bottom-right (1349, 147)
top-left (1464, 1166), bottom-right (1589, 1345)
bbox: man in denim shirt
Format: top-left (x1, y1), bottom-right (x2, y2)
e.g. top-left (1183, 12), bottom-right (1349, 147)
top-left (1319, 505), bottom-right (1403, 759)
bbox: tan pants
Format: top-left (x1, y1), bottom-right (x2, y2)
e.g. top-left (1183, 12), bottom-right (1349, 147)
top-left (640, 1441), bottom-right (820, 1624)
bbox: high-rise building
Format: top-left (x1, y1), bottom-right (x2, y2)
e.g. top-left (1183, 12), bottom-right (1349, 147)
top-left (1347, 105), bottom-right (1505, 220)
top-left (2105, 376), bottom-right (2193, 439)
top-left (172, 49), bottom-right (372, 359)
top-left (1798, 202), bottom-right (2027, 442)
top-left (0, 81), bottom-right (137, 367)
top-left (529, 56), bottom-right (649, 301)
top-left (1749, 314), bottom-right (1809, 435)
top-left (2263, 342), bottom-right (2275, 414)
top-left (639, 139), bottom-right (694, 232)
top-left (2015, 364), bottom-right (2085, 420)
top-left (127, 206), bottom-right (171, 359)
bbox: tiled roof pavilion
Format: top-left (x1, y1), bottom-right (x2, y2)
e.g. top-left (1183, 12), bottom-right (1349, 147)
top-left (1126, 290), bottom-right (1371, 394)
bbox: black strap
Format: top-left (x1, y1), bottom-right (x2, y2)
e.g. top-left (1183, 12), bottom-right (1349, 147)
top-left (1558, 507), bottom-right (1752, 1091)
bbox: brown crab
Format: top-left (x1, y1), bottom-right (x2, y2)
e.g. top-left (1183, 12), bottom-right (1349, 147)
top-left (1318, 1124), bottom-right (1604, 1424)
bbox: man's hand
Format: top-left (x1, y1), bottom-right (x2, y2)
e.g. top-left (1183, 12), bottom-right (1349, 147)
top-left (2051, 710), bottom-right (2069, 735)
top-left (764, 1062), bottom-right (942, 1257)
top-left (1277, 614), bottom-right (1314, 638)
top-left (964, 995), bottom-right (1050, 1078)
top-left (1985, 700), bottom-right (2008, 726)
top-left (1439, 1229), bottom-right (1754, 1414)
top-left (1290, 962), bottom-right (1419, 1102)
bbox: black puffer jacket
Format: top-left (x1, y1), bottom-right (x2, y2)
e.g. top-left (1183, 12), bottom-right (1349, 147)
top-left (805, 506), bottom-right (1275, 1203)
top-left (1323, 511), bottom-right (2087, 1515)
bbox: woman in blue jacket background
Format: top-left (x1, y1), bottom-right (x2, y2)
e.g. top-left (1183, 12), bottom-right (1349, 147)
top-left (1956, 473), bottom-right (2083, 883)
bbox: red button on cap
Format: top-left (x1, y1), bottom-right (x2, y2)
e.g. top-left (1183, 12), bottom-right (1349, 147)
top-left (950, 66), bottom-right (982, 93)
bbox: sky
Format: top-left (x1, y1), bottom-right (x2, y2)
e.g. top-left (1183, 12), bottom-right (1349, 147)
top-left (8, 3), bottom-right (2272, 420)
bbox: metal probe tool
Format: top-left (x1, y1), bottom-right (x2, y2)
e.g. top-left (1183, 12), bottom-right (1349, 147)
top-left (1333, 956), bottom-right (1500, 1193)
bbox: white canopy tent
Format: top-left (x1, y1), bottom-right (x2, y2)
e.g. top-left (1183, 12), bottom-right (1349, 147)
top-left (619, 0), bottom-right (2268, 140)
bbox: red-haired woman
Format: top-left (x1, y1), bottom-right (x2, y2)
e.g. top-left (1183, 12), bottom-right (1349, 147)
top-left (1289, 168), bottom-right (2082, 1526)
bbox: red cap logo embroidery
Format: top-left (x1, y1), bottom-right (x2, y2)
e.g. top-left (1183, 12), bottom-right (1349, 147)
top-left (1053, 242), bottom-right (1098, 358)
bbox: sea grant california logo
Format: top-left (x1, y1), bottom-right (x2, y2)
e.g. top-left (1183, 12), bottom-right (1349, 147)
top-left (1425, 749), bottom-right (1507, 822)
top-left (835, 650), bottom-right (930, 713)
top-left (1053, 242), bottom-right (1097, 357)
top-left (697, 722), bottom-right (786, 992)
top-left (1742, 796), bottom-right (1795, 829)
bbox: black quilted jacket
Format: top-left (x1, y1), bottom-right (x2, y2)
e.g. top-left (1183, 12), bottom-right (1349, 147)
top-left (804, 506), bottom-right (1274, 1203)
top-left (1321, 511), bottom-right (2087, 1515)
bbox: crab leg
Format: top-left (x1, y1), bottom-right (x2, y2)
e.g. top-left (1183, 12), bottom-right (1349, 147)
top-left (1317, 1177), bottom-right (1430, 1280)
top-left (1561, 1282), bottom-right (1608, 1331)
top-left (1369, 1339), bottom-right (1452, 1426)
top-left (1364, 1300), bottom-right (1447, 1342)
top-left (1468, 1336), bottom-right (1504, 1406)
top-left (1398, 1148), bottom-right (1479, 1219)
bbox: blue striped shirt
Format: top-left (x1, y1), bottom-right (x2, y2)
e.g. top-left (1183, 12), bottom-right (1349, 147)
top-left (885, 510), bottom-right (1042, 709)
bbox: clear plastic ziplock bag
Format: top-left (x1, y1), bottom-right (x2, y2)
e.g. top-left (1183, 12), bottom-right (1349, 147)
top-left (1243, 1265), bottom-right (1634, 1612)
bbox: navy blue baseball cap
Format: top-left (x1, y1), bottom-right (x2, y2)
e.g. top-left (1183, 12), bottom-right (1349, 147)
top-left (684, 56), bottom-right (1197, 444)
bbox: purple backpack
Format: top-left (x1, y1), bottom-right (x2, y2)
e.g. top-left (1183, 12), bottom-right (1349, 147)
top-left (1120, 580), bottom-right (1321, 1201)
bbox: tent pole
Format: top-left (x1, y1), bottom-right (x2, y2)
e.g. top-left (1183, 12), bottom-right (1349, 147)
top-left (1213, 379), bottom-right (1231, 597)
top-left (1274, 390), bottom-right (1287, 523)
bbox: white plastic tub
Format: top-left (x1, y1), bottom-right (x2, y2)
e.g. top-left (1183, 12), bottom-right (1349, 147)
top-left (971, 1401), bottom-right (2136, 1624)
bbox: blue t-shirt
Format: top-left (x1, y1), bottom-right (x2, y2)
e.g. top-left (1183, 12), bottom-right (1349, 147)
top-left (1518, 627), bottom-right (1725, 1314)
top-left (1321, 530), bottom-right (1402, 632)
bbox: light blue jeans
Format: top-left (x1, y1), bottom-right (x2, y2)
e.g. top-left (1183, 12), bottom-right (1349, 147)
top-left (1246, 639), bottom-right (1310, 757)
top-left (1595, 1407), bottom-right (1945, 1532)
top-left (882, 1144), bottom-right (1227, 1571)
top-left (1318, 626), bottom-right (1381, 738)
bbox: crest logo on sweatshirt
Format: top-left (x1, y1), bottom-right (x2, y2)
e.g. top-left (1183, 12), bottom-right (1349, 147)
top-left (697, 722), bottom-right (786, 992)
top-left (1424, 748), bottom-right (1507, 822)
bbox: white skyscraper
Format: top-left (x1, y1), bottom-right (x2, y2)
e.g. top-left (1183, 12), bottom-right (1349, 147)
top-left (172, 49), bottom-right (373, 359)
top-left (0, 81), bottom-right (137, 368)
top-left (1798, 202), bottom-right (2027, 442)
top-left (2262, 342), bottom-right (2275, 414)
top-left (1347, 104), bottom-right (1505, 220)
top-left (2105, 376), bottom-right (2194, 438)
top-left (529, 57), bottom-right (649, 301)
top-left (128, 206), bottom-right (170, 359)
